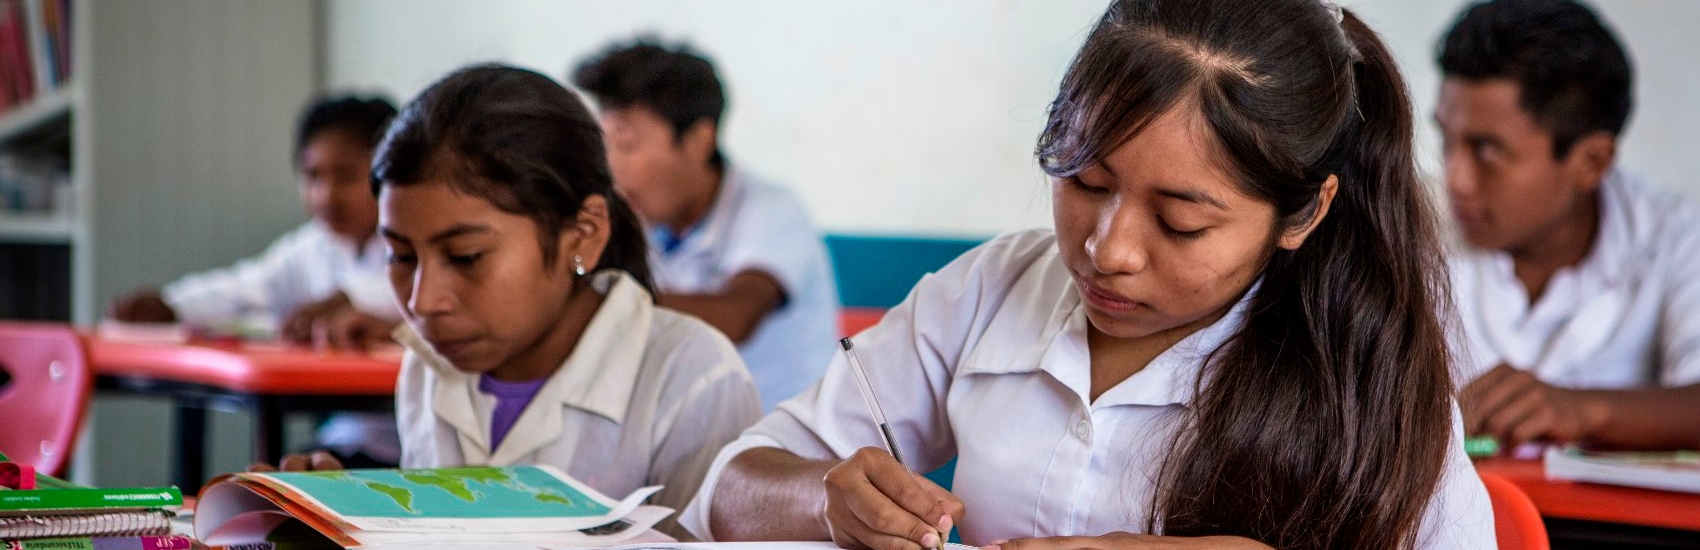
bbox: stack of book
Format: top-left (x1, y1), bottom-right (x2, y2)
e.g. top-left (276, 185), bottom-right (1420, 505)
top-left (0, 454), bottom-right (191, 550)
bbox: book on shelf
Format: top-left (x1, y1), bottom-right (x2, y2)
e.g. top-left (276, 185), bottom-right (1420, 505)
top-left (18, 0), bottom-right (50, 94)
top-left (0, 0), bottom-right (68, 113)
top-left (194, 465), bottom-right (674, 549)
top-left (1544, 445), bottom-right (1700, 494)
top-left (0, 0), bottom-right (31, 108)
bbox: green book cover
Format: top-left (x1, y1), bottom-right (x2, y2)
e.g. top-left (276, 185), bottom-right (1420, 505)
top-left (0, 486), bottom-right (182, 512)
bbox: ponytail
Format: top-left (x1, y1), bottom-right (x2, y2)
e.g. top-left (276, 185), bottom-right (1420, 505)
top-left (600, 191), bottom-right (657, 295)
top-left (1161, 10), bottom-right (1452, 548)
top-left (1041, 1), bottom-right (1455, 547)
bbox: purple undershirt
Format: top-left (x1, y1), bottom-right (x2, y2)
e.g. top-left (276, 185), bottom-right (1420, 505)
top-left (477, 373), bottom-right (549, 449)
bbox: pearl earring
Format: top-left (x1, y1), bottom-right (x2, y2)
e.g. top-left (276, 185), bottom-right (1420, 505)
top-left (573, 255), bottom-right (587, 277)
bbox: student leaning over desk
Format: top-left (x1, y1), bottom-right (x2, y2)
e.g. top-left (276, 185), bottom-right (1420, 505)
top-left (681, 0), bottom-right (1494, 548)
top-left (108, 95), bottom-right (406, 468)
top-left (257, 65), bottom-right (761, 540)
top-left (1434, 0), bottom-right (1700, 452)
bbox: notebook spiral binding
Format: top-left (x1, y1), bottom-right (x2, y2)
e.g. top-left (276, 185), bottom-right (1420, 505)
top-left (0, 510), bottom-right (173, 539)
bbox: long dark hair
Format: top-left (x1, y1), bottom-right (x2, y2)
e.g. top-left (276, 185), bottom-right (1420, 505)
top-left (1038, 0), bottom-right (1453, 547)
top-left (371, 64), bottom-right (656, 296)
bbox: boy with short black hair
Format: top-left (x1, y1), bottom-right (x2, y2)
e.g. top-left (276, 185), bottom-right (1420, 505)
top-left (1435, 0), bottom-right (1700, 450)
top-left (572, 37), bottom-right (839, 412)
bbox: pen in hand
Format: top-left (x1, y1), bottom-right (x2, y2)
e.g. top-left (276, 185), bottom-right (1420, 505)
top-left (841, 337), bottom-right (906, 466)
top-left (841, 337), bottom-right (943, 549)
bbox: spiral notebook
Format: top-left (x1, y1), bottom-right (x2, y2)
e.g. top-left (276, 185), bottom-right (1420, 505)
top-left (0, 510), bottom-right (172, 539)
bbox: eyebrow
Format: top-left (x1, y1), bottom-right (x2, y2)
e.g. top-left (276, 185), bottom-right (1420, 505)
top-left (1157, 188), bottom-right (1229, 210)
top-left (380, 224), bottom-right (493, 244)
top-left (1099, 160), bottom-right (1231, 210)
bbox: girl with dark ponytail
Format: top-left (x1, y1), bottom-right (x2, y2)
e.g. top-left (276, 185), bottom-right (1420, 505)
top-left (270, 64), bottom-right (762, 539)
top-left (688, 0), bottom-right (1491, 548)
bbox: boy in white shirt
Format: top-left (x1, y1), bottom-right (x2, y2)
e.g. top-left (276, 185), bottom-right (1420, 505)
top-left (1435, 0), bottom-right (1700, 450)
top-left (572, 38), bottom-right (840, 412)
top-left (108, 95), bottom-right (405, 465)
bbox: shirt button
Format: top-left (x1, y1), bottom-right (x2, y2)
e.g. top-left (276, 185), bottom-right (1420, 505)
top-left (1075, 419), bottom-right (1091, 441)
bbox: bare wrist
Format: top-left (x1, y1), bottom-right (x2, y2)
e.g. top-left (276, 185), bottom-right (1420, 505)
top-left (1574, 390), bottom-right (1613, 441)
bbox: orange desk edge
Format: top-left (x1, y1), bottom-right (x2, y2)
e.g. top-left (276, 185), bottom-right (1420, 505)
top-left (1475, 457), bottom-right (1700, 532)
top-left (86, 336), bottom-right (401, 395)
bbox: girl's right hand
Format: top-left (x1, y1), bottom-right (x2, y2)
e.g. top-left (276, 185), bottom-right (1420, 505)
top-left (823, 447), bottom-right (964, 550)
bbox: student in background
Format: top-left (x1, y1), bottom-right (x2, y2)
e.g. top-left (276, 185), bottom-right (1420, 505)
top-left (263, 65), bottom-right (760, 538)
top-left (572, 38), bottom-right (839, 412)
top-left (107, 95), bottom-right (404, 467)
top-left (684, 0), bottom-right (1492, 548)
top-left (1435, 0), bottom-right (1700, 451)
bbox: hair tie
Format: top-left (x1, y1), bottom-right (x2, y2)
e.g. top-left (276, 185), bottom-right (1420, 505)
top-left (1320, 0), bottom-right (1344, 24)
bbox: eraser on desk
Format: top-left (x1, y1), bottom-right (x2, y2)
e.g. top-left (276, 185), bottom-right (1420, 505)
top-left (0, 461), bottom-right (36, 489)
top-left (1464, 436), bottom-right (1499, 458)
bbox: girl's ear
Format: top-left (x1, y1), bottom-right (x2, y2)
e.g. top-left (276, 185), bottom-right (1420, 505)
top-left (1278, 175), bottom-right (1339, 250)
top-left (564, 194), bottom-right (613, 273)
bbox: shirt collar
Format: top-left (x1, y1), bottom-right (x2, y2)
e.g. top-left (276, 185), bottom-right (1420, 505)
top-left (309, 220), bottom-right (386, 261)
top-left (651, 162), bottom-right (746, 259)
top-left (395, 269), bottom-right (654, 425)
top-left (1581, 168), bottom-right (1632, 286)
top-left (954, 250), bottom-right (1254, 408)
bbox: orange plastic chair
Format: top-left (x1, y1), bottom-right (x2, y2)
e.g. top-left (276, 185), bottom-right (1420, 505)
top-left (0, 322), bottom-right (92, 477)
top-left (1480, 470), bottom-right (1550, 550)
top-left (839, 307), bottom-right (886, 338)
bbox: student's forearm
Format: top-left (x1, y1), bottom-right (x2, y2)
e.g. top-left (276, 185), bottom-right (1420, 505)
top-left (707, 447), bottom-right (835, 541)
top-left (659, 293), bottom-right (766, 343)
top-left (1577, 384), bottom-right (1700, 450)
top-left (658, 270), bottom-right (784, 343)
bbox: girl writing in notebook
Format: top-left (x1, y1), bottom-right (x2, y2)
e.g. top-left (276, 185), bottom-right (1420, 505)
top-left (264, 65), bottom-right (761, 537)
top-left (683, 0), bottom-right (1494, 548)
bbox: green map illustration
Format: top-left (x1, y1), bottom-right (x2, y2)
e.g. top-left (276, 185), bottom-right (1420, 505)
top-left (266, 466), bottom-right (612, 519)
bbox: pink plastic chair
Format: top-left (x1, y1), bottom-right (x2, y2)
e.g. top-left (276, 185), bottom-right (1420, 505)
top-left (1480, 470), bottom-right (1551, 550)
top-left (0, 322), bottom-right (92, 477)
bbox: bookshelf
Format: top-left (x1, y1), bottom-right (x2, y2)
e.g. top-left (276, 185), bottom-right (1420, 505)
top-left (0, 85), bottom-right (73, 144)
top-left (0, 0), bottom-right (317, 323)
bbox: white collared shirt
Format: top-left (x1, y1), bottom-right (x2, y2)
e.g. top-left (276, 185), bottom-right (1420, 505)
top-left (395, 270), bottom-right (761, 538)
top-left (162, 220), bottom-right (401, 462)
top-left (1451, 169), bottom-right (1700, 387)
top-left (681, 230), bottom-right (1493, 547)
top-left (647, 164), bottom-right (840, 412)
top-left (161, 221), bottom-right (397, 328)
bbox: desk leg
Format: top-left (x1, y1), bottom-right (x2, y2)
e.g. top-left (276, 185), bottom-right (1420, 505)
top-left (253, 397), bottom-right (286, 464)
top-left (171, 403), bottom-right (205, 492)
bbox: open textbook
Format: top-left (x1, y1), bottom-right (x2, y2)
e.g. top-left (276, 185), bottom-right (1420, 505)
top-left (312, 543), bottom-right (981, 550)
top-left (193, 465), bottom-right (673, 549)
top-left (1545, 445), bottom-right (1700, 494)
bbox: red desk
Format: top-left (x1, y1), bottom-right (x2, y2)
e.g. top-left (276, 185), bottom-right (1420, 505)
top-left (86, 336), bottom-right (401, 490)
top-left (1476, 457), bottom-right (1700, 547)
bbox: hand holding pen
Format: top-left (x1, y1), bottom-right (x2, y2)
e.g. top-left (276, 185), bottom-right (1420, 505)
top-left (820, 337), bottom-right (963, 550)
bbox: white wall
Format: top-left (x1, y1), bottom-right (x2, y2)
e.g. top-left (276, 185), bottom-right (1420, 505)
top-left (325, 0), bottom-right (1700, 238)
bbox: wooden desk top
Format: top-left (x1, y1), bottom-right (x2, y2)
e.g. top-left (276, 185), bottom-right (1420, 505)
top-left (1475, 457), bottom-right (1700, 532)
top-left (86, 336), bottom-right (402, 396)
